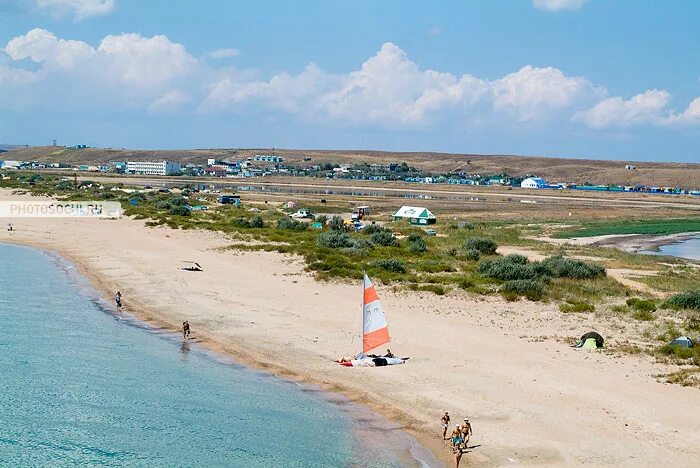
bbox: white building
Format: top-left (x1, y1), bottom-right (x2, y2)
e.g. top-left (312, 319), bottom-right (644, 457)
top-left (126, 160), bottom-right (181, 176)
top-left (0, 160), bottom-right (20, 170)
top-left (521, 177), bottom-right (547, 189)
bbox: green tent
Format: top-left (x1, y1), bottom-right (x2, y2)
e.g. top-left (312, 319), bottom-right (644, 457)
top-left (581, 338), bottom-right (599, 350)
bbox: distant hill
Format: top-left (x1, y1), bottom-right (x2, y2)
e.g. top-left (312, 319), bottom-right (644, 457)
top-left (4, 145), bottom-right (700, 188)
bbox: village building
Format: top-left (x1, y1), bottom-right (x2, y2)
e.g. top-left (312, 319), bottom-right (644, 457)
top-left (393, 206), bottom-right (437, 225)
top-left (126, 160), bottom-right (181, 176)
top-left (520, 177), bottom-right (547, 189)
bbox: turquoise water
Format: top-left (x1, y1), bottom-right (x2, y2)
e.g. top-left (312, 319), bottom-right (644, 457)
top-left (644, 235), bottom-right (700, 261)
top-left (0, 243), bottom-right (434, 467)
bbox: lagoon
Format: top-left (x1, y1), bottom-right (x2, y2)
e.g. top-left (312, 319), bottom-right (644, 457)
top-left (644, 235), bottom-right (700, 261)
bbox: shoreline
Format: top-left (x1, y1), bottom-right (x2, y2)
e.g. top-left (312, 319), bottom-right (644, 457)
top-left (546, 231), bottom-right (700, 259)
top-left (1, 237), bottom-right (450, 467)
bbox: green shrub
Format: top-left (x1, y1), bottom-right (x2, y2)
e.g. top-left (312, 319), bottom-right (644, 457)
top-left (560, 301), bottom-right (595, 313)
top-left (626, 297), bottom-right (639, 307)
top-left (276, 218), bottom-right (307, 231)
top-left (409, 236), bottom-right (427, 253)
top-left (328, 215), bottom-right (345, 231)
top-left (631, 299), bottom-right (657, 313)
top-left (317, 230), bottom-right (353, 248)
top-left (407, 233), bottom-right (422, 242)
top-left (501, 279), bottom-right (545, 301)
top-left (666, 290), bottom-right (700, 310)
top-left (611, 304), bottom-right (629, 313)
top-left (464, 237), bottom-right (497, 255)
top-left (249, 215), bottom-right (265, 228)
top-left (478, 256), bottom-right (550, 282)
top-left (167, 196), bottom-right (187, 206)
top-left (316, 215), bottom-right (328, 226)
top-left (541, 256), bottom-right (605, 279)
top-left (169, 205), bottom-right (190, 216)
top-left (155, 201), bottom-right (171, 210)
top-left (465, 249), bottom-right (480, 261)
top-left (374, 259), bottom-right (406, 273)
top-left (371, 231), bottom-right (399, 247)
top-left (363, 223), bottom-right (386, 235)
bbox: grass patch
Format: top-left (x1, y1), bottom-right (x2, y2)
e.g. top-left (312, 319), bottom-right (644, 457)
top-left (554, 218), bottom-right (700, 238)
top-left (559, 301), bottom-right (595, 313)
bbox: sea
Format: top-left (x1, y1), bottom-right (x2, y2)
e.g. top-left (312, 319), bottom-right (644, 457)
top-left (643, 234), bottom-right (700, 261)
top-left (0, 243), bottom-right (440, 467)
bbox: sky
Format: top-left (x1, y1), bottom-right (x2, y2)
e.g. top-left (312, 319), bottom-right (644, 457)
top-left (0, 0), bottom-right (699, 162)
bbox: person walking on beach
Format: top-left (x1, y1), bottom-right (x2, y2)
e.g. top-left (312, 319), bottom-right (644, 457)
top-left (453, 444), bottom-right (463, 468)
top-left (461, 418), bottom-right (472, 447)
top-left (115, 291), bottom-right (122, 309)
top-left (450, 425), bottom-right (463, 448)
top-left (441, 411), bottom-right (451, 439)
top-left (182, 321), bottom-right (190, 340)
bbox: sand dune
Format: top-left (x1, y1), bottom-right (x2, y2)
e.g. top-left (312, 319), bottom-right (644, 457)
top-left (2, 189), bottom-right (700, 466)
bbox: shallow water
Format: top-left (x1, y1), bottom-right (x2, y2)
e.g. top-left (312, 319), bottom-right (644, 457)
top-left (644, 235), bottom-right (700, 261)
top-left (0, 243), bottom-right (438, 467)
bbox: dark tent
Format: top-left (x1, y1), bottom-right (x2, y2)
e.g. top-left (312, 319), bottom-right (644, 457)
top-left (579, 331), bottom-right (604, 348)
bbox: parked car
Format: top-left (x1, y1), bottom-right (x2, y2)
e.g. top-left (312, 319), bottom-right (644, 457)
top-left (424, 229), bottom-right (437, 236)
top-left (289, 209), bottom-right (314, 219)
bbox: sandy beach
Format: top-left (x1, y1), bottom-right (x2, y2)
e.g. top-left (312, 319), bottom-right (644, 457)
top-left (3, 188), bottom-right (700, 467)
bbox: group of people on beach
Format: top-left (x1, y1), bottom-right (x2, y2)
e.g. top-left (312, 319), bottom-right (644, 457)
top-left (441, 411), bottom-right (472, 467)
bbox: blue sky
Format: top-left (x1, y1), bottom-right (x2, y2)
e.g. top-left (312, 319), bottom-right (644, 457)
top-left (0, 0), bottom-right (699, 162)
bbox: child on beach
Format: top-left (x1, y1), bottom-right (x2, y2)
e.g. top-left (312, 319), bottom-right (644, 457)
top-left (182, 321), bottom-right (190, 340)
top-left (115, 291), bottom-right (122, 308)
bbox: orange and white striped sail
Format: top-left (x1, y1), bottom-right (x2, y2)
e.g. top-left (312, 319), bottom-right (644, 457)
top-left (362, 274), bottom-right (390, 353)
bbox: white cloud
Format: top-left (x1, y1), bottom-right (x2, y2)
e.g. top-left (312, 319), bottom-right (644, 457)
top-left (35, 0), bottom-right (115, 20)
top-left (0, 64), bottom-right (41, 85)
top-left (148, 89), bottom-right (190, 113)
top-left (208, 48), bottom-right (241, 59)
top-left (201, 42), bottom-right (595, 127)
top-left (4, 28), bottom-right (197, 88)
top-left (533, 0), bottom-right (586, 11)
top-left (5, 28), bottom-right (93, 71)
top-left (491, 65), bottom-right (596, 121)
top-left (574, 89), bottom-right (700, 128)
top-left (97, 33), bottom-right (197, 87)
top-left (668, 98), bottom-right (700, 126)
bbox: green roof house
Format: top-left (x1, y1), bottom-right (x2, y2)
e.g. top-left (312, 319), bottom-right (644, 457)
top-left (393, 206), bottom-right (436, 225)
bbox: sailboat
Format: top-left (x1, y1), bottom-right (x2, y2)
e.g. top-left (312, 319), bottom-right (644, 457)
top-left (337, 274), bottom-right (407, 367)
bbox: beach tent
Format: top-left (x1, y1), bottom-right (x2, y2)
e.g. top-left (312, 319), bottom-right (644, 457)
top-left (581, 338), bottom-right (599, 350)
top-left (393, 206), bottom-right (436, 225)
top-left (575, 331), bottom-right (604, 349)
top-left (669, 336), bottom-right (694, 348)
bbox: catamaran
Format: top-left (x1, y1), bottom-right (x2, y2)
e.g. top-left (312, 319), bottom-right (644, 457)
top-left (337, 274), bottom-right (407, 367)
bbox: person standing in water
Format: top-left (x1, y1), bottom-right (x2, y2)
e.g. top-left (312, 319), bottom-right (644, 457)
top-left (182, 321), bottom-right (190, 340)
top-left (441, 411), bottom-right (451, 439)
top-left (115, 291), bottom-right (122, 308)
